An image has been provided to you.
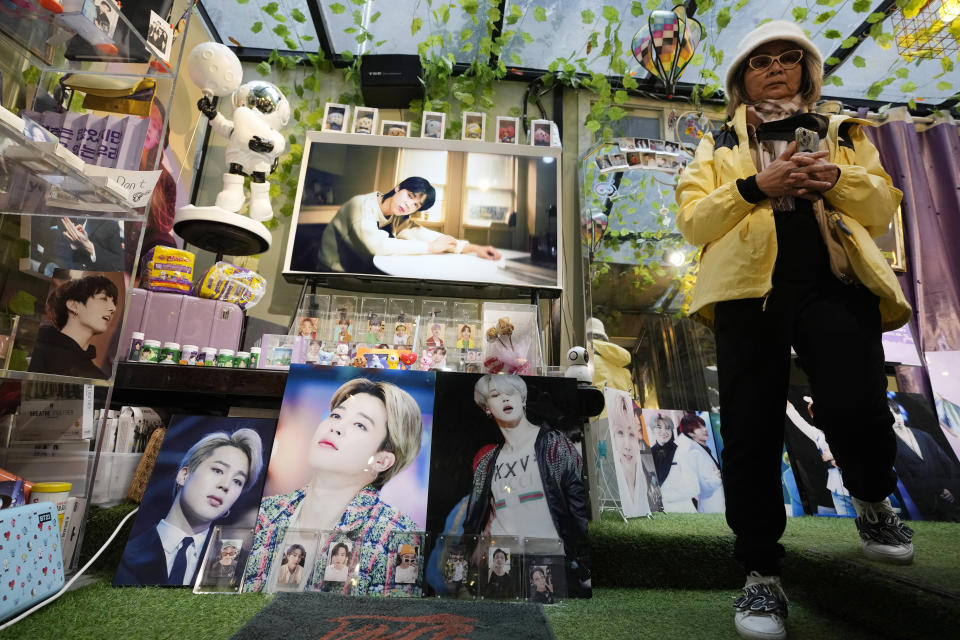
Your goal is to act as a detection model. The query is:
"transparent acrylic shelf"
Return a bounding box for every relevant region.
[0,115,142,221]
[0,0,178,75]
[0,367,113,388]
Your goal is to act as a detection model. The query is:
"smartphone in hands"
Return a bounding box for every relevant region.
[795,127,819,153]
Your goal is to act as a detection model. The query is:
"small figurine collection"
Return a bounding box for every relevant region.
[252,295,542,375]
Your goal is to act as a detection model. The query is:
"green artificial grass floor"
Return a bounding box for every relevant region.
[0,580,885,640]
[1,508,954,639]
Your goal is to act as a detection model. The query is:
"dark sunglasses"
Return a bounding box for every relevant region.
[747,49,804,71]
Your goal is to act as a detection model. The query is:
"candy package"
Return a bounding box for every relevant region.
[140,246,195,294]
[194,261,266,310]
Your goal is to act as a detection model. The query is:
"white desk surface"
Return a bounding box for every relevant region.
[373,249,557,287]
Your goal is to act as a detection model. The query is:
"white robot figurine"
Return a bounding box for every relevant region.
[198,81,290,222]
[564,346,594,384]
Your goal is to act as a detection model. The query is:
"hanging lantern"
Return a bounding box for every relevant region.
[892,0,960,61]
[631,4,704,97]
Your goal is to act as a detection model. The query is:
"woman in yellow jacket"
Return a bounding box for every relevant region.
[676,21,913,640]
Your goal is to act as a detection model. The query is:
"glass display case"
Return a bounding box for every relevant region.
[0,0,191,570]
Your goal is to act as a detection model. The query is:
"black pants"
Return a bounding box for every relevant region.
[715,277,897,576]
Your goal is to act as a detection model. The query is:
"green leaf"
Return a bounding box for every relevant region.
[534,6,547,22]
[602,6,619,22]
[510,53,522,65]
[341,50,354,61]
[344,26,357,33]
[824,29,842,39]
[520,31,533,44]
[461,42,474,52]
[262,1,278,15]
[895,67,909,78]
[815,10,835,24]
[829,75,843,86]
[437,4,450,23]
[825,56,841,66]
[284,36,298,50]
[937,81,953,91]
[251,21,263,33]
[866,11,885,23]
[908,98,917,110]
[581,9,595,23]
[585,119,601,132]
[853,55,866,68]
[942,57,955,73]
[841,36,859,48]
[631,2,644,18]
[291,8,306,22]
[853,0,871,11]
[900,81,917,93]
[8,291,34,316]
[256,61,272,76]
[236,0,249,4]
[792,7,808,21]
[690,53,704,66]
[614,90,628,104]
[329,3,345,14]
[273,23,289,37]
[370,11,381,23]
[717,7,730,30]
[411,17,423,35]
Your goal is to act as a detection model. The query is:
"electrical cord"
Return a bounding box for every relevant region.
[0,506,140,631]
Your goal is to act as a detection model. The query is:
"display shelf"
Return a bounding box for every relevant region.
[110,362,604,418]
[0,0,176,72]
[111,362,289,411]
[0,116,141,220]
[0,367,113,387]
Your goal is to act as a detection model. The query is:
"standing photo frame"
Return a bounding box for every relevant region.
[322,103,350,133]
[530,119,553,147]
[495,116,519,144]
[421,112,446,139]
[461,112,486,141]
[352,107,379,135]
[381,120,411,137]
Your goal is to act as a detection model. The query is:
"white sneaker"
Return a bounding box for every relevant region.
[733,572,787,640]
[248,181,273,221]
[852,497,914,564]
[215,172,246,212]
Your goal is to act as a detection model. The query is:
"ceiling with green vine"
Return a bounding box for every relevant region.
[202,0,959,110]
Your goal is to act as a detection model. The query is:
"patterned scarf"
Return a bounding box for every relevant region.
[745,95,808,211]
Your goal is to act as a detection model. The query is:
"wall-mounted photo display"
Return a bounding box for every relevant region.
[285,131,562,291]
[114,416,277,587]
[427,372,590,598]
[421,111,446,139]
[266,528,320,593]
[496,116,519,144]
[322,103,350,133]
[380,120,410,137]
[530,119,553,146]
[603,389,662,518]
[352,106,378,135]
[241,366,436,595]
[461,112,486,141]
[607,152,628,171]
[193,526,253,594]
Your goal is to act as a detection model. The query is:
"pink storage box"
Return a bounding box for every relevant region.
[119,289,243,358]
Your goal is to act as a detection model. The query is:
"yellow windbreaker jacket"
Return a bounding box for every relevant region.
[675,104,911,332]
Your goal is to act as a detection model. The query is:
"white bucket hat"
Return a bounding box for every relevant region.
[724,20,823,99]
[586,317,608,341]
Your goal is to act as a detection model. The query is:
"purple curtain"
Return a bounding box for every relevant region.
[863,122,960,395]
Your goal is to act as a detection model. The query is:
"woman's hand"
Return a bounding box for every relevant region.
[427,236,458,254]
[789,151,839,199]
[464,243,502,260]
[755,142,804,198]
